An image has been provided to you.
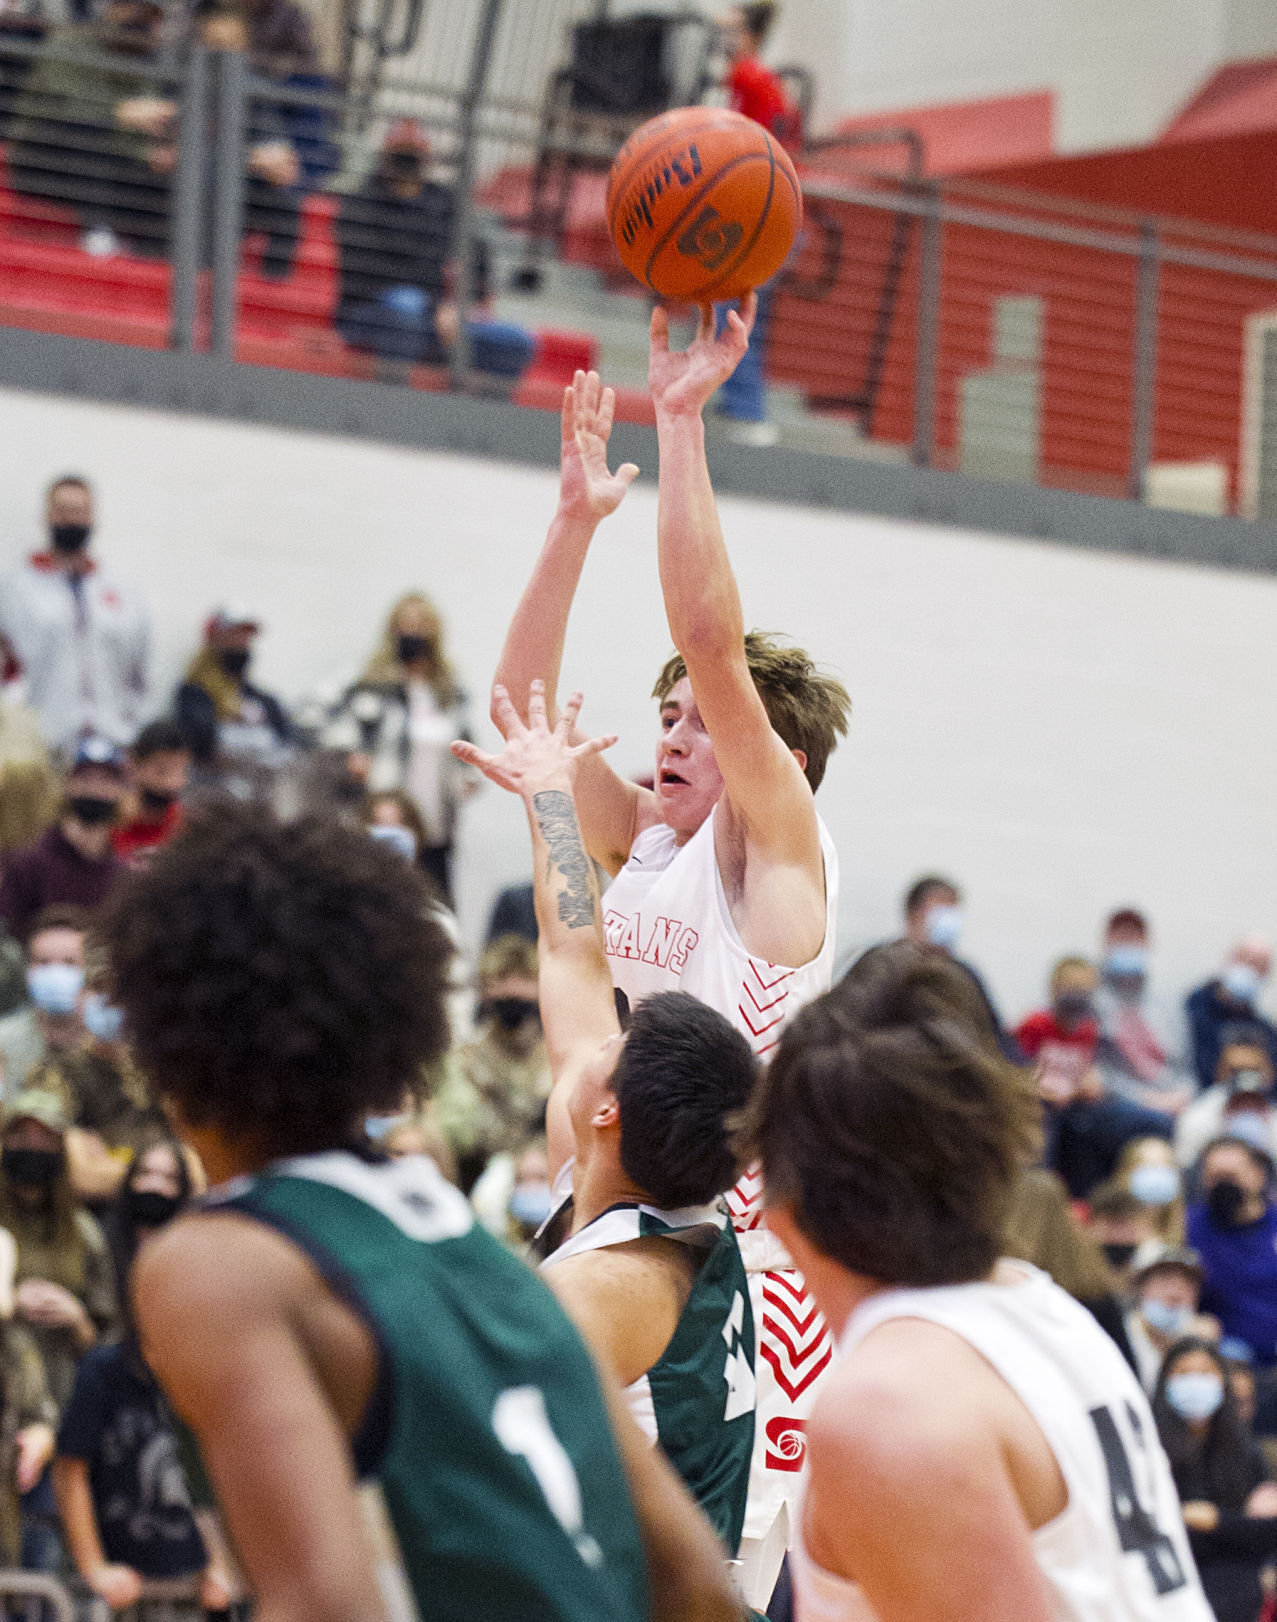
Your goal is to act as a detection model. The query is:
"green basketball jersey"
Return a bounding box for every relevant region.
[217,1151,649,1622]
[542,1197,756,1555]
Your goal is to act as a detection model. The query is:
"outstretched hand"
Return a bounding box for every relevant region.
[648,294,755,419]
[451,681,616,797]
[558,370,640,523]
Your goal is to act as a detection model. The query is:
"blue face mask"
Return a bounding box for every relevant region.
[26,962,84,1017]
[1222,962,1262,1004]
[1129,1163,1181,1207]
[365,1112,410,1142]
[1222,1110,1271,1151]
[1141,1296,1191,1337]
[509,1181,553,1230]
[1104,944,1148,980]
[369,824,418,862]
[925,904,963,951]
[81,993,124,1043]
[1165,1371,1224,1422]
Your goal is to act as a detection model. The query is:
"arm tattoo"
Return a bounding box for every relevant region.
[532,790,596,928]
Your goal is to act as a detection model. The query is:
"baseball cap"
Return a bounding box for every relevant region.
[2,1088,70,1136]
[206,603,261,634]
[1130,1241,1203,1284]
[70,734,127,776]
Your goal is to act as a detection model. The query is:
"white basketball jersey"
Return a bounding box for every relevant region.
[792,1265,1213,1622]
[603,804,840,1551]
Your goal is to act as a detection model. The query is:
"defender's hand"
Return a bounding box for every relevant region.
[648,296,754,419]
[451,682,615,796]
[558,370,639,522]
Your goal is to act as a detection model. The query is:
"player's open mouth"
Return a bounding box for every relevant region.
[659,768,688,787]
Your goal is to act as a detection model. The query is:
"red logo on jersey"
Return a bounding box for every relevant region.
[764,1416,807,1472]
[759,1271,833,1402]
[603,909,699,971]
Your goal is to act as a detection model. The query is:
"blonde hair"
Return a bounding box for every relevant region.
[362,593,459,703]
[1004,1167,1116,1301]
[0,701,59,857]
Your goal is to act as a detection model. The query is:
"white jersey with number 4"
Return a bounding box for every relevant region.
[792,1263,1213,1622]
[603,803,839,1572]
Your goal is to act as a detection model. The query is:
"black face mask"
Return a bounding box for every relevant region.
[139,787,177,816]
[1101,1242,1138,1270]
[1054,994,1094,1025]
[216,648,251,680]
[49,522,91,555]
[2,1146,63,1190]
[396,634,434,666]
[67,794,117,827]
[1207,1178,1250,1229]
[481,998,540,1033]
[122,1187,182,1228]
[385,152,423,185]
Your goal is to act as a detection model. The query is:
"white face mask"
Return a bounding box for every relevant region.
[1165,1371,1224,1422]
[925,904,963,951]
[369,824,418,862]
[1129,1163,1181,1207]
[1222,962,1262,1004]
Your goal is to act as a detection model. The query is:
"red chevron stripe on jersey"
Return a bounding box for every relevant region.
[726,1164,765,1231]
[759,1271,833,1402]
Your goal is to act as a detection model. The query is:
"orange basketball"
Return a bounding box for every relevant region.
[606,106,802,302]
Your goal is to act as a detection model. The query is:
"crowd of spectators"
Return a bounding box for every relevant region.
[1,470,1277,1616]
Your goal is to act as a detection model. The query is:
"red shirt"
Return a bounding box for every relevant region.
[112,802,181,862]
[727,56,797,144]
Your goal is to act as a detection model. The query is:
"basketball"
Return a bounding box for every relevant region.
[606,106,802,302]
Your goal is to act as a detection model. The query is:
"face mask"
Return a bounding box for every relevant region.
[925,904,963,951]
[1104,944,1148,980]
[368,824,417,862]
[1207,1178,1250,1228]
[216,647,251,680]
[1129,1163,1181,1207]
[82,992,125,1043]
[1223,1110,1271,1152]
[1,1146,63,1190]
[67,794,117,827]
[122,1187,182,1227]
[1141,1296,1191,1337]
[509,1181,553,1230]
[139,786,177,816]
[365,1112,410,1142]
[1054,993,1094,1025]
[27,961,84,1016]
[396,634,434,666]
[1222,963,1262,1004]
[49,522,90,555]
[1165,1371,1225,1422]
[483,998,541,1033]
[1102,1242,1138,1270]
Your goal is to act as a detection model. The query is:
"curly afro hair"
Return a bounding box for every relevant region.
[98,802,453,1155]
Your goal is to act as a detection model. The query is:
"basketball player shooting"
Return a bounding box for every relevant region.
[455,680,759,1555]
[750,942,1214,1622]
[493,301,848,1606]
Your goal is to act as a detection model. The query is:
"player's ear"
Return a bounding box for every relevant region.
[790,747,807,774]
[590,1091,620,1132]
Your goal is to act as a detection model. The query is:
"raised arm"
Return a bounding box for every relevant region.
[648,303,821,875]
[492,372,657,874]
[453,683,620,1178]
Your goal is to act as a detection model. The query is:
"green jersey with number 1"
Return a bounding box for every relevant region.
[216,1150,649,1622]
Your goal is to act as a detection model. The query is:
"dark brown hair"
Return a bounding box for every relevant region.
[652,630,849,792]
[745,942,1041,1286]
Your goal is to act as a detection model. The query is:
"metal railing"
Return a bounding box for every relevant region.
[2,7,1277,518]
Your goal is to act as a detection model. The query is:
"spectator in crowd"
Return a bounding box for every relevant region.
[5,0,173,258]
[484,880,536,947]
[430,934,549,1193]
[0,737,127,942]
[1186,936,1277,1091]
[0,478,150,758]
[1177,1029,1277,1167]
[0,1309,57,1572]
[901,873,1016,1054]
[1020,956,1174,1198]
[1084,1180,1155,1282]
[1123,1244,1215,1392]
[242,0,318,77]
[111,718,191,864]
[1187,1137,1277,1368]
[335,121,535,384]
[53,1139,229,1617]
[0,674,60,864]
[1152,1336,1277,1622]
[1003,1166,1136,1371]
[321,593,478,904]
[0,1090,118,1413]
[1094,907,1194,1114]
[1116,1135,1186,1244]
[98,1136,192,1302]
[362,787,433,875]
[175,605,294,801]
[0,905,90,1095]
[711,2,799,443]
